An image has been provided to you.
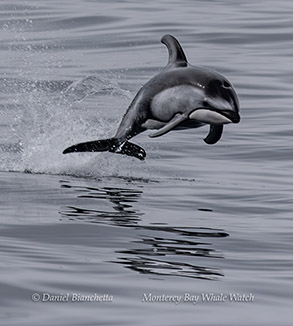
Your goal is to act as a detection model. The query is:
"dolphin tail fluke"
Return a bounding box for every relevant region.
[63,138,115,154]
[117,141,146,160]
[63,138,146,160]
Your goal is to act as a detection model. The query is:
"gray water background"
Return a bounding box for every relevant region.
[0,0,293,325]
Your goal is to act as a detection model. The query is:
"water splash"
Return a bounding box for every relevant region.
[0,75,145,178]
[62,75,133,103]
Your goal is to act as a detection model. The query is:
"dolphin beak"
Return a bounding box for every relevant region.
[218,109,240,124]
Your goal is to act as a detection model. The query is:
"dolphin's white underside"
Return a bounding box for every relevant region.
[189,109,232,125]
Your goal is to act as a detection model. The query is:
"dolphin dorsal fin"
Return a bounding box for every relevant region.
[161,34,188,68]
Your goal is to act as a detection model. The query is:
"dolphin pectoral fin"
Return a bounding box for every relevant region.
[204,125,223,145]
[149,114,187,138]
[141,119,166,130]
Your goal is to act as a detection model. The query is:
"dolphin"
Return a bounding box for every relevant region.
[63,34,240,160]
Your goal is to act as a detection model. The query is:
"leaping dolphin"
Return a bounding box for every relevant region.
[63,34,240,160]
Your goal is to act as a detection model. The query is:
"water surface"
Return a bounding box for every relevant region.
[1,0,293,325]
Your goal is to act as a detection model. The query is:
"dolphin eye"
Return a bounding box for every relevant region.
[223,81,231,88]
[202,100,209,107]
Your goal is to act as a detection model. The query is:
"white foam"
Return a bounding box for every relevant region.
[0,76,146,179]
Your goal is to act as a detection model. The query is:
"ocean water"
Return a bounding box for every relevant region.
[1,0,293,325]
